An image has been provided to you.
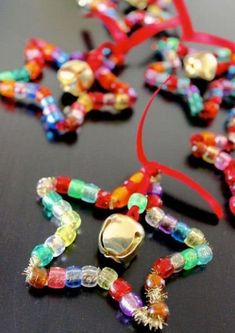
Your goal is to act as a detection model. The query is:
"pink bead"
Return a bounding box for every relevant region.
[215,152,232,170]
[229,196,235,215]
[48,267,66,289]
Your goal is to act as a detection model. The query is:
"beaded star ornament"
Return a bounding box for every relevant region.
[24,82,222,330]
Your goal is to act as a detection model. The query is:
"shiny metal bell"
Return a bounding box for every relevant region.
[57,60,95,96]
[98,213,145,265]
[183,51,217,81]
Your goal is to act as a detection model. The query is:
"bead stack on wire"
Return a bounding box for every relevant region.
[24,166,213,330]
[0,37,137,141]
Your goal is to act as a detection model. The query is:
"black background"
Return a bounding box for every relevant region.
[0,1,234,332]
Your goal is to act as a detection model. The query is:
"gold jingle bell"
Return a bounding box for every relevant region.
[57,60,95,96]
[98,213,145,265]
[183,52,218,81]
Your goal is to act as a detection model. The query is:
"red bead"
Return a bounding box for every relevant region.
[95,190,111,209]
[127,206,139,221]
[48,267,66,289]
[109,278,132,301]
[200,101,219,120]
[229,196,235,215]
[55,176,71,194]
[225,164,235,185]
[191,142,207,158]
[166,76,177,91]
[190,133,203,145]
[216,62,230,75]
[152,258,174,279]
[177,43,188,57]
[147,194,163,208]
[124,180,137,193]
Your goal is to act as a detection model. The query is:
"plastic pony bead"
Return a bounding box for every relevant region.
[190,131,235,215]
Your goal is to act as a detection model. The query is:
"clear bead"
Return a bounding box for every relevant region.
[36,177,56,198]
[61,211,81,230]
[169,253,185,273]
[81,266,99,288]
[44,235,65,257]
[145,207,165,228]
[52,200,72,219]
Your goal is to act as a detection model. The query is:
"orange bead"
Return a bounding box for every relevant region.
[145,272,165,289]
[201,132,216,146]
[25,61,43,80]
[27,267,48,288]
[110,186,130,209]
[129,171,144,183]
[148,302,169,321]
[36,86,52,102]
[149,62,165,73]
[0,81,15,98]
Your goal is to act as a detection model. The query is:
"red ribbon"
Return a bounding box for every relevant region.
[136,79,223,220]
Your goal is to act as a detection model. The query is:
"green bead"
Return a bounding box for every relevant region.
[128,193,147,213]
[81,183,100,203]
[97,267,118,290]
[42,191,62,210]
[0,71,15,81]
[181,248,198,270]
[61,210,81,230]
[168,37,179,50]
[68,179,85,199]
[31,244,54,267]
[12,67,30,82]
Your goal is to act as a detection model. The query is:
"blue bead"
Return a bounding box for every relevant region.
[41,96,55,107]
[26,84,39,99]
[195,244,213,265]
[65,266,82,288]
[171,222,191,243]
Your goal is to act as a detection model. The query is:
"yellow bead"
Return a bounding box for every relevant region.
[130,171,144,183]
[55,225,76,247]
[184,228,207,248]
[114,94,129,110]
[78,93,93,112]
[203,146,220,164]
[97,267,118,290]
[61,211,81,230]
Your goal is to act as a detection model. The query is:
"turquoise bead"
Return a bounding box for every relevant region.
[31,244,54,267]
[0,71,15,80]
[195,245,213,265]
[128,193,147,213]
[81,183,100,203]
[12,67,30,81]
[42,191,62,210]
[68,179,85,199]
[171,222,191,243]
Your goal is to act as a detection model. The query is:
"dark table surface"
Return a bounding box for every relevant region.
[0,1,234,332]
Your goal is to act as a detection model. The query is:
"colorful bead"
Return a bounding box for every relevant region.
[97,267,118,290]
[65,266,82,288]
[109,278,132,301]
[127,193,147,213]
[169,253,185,273]
[81,183,100,203]
[61,211,81,230]
[159,214,177,234]
[184,228,206,247]
[44,235,65,257]
[148,302,169,321]
[171,222,191,243]
[52,200,72,219]
[31,244,54,267]
[42,191,62,210]
[181,249,198,270]
[152,258,174,279]
[195,245,213,265]
[48,267,66,289]
[215,152,232,170]
[26,267,48,288]
[145,207,165,228]
[55,225,76,247]
[81,266,99,288]
[119,292,143,317]
[145,272,165,289]
[68,179,85,199]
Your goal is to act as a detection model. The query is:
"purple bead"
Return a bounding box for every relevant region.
[215,135,228,149]
[215,152,232,170]
[69,51,86,61]
[119,292,143,317]
[148,182,163,197]
[159,214,177,234]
